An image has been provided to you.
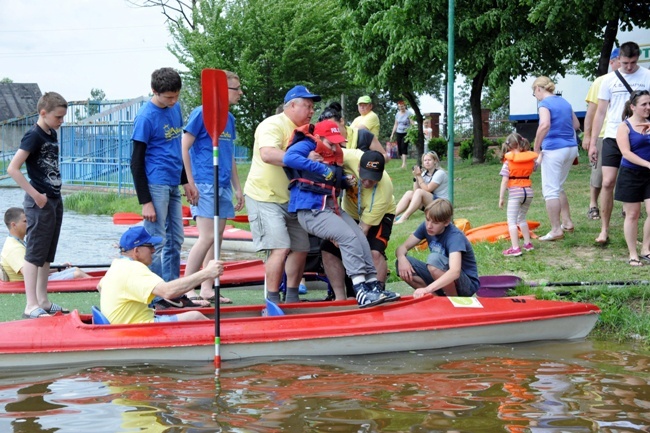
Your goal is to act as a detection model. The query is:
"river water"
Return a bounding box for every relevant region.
[1,187,649,432]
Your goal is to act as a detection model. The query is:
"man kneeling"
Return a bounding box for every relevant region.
[99,226,223,324]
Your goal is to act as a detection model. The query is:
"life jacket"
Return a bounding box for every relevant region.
[284,124,346,199]
[504,151,537,188]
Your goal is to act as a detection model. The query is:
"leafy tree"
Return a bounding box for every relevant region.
[160,0,354,148]
[88,88,106,116]
[0,77,13,83]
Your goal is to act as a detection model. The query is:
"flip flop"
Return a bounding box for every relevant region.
[22,307,51,319]
[561,224,574,233]
[46,303,69,314]
[640,254,650,262]
[539,232,564,241]
[595,236,609,244]
[629,258,644,267]
[187,296,211,307]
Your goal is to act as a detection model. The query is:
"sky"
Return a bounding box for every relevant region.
[0,0,445,111]
[0,0,183,102]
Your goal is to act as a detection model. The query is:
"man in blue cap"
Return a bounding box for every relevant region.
[582,48,620,222]
[244,85,322,305]
[98,226,223,324]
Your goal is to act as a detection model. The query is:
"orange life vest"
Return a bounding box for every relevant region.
[504,151,537,188]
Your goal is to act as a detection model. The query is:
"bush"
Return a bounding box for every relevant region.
[427,137,448,159]
[459,137,502,161]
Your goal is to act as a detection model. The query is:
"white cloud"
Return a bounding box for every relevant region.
[0,0,183,102]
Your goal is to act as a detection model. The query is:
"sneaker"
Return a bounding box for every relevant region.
[522,242,534,251]
[298,284,308,294]
[353,282,387,308]
[502,247,522,257]
[367,280,401,303]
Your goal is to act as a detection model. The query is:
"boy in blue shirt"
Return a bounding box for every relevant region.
[131,68,190,285]
[395,199,479,297]
[7,92,70,318]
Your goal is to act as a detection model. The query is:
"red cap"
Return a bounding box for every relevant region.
[314,120,347,144]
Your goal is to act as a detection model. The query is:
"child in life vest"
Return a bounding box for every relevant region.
[498,133,538,257]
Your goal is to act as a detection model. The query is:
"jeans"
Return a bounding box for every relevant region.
[144,184,184,282]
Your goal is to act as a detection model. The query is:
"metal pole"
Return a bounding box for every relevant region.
[446,0,455,204]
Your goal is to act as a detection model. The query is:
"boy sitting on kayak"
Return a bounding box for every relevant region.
[395,199,480,297]
[98,226,223,324]
[0,207,91,283]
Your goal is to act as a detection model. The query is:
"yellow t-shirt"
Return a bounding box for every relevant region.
[585,76,607,138]
[342,149,396,226]
[0,237,25,282]
[350,111,380,137]
[99,258,163,324]
[244,113,297,203]
[345,126,359,150]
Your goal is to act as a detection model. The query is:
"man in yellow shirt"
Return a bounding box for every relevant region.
[98,226,223,324]
[243,85,321,304]
[350,95,380,137]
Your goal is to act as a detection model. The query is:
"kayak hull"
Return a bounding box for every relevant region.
[183,225,255,252]
[0,296,600,369]
[465,221,540,244]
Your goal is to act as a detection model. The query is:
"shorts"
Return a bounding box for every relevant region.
[590,138,603,188]
[601,137,622,168]
[321,214,394,259]
[615,166,650,203]
[190,183,235,219]
[396,254,478,297]
[24,194,63,267]
[154,314,179,323]
[48,267,76,281]
[245,196,310,252]
[541,146,577,200]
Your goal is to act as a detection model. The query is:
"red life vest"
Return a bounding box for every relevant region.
[284,124,346,200]
[504,151,537,188]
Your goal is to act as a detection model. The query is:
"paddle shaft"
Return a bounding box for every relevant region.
[533,280,650,287]
[51,264,111,270]
[202,68,229,369]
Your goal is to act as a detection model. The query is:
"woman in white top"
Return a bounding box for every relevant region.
[394,151,449,224]
[390,101,413,169]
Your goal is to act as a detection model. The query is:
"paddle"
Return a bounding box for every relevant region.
[479,274,650,289]
[112,212,249,225]
[202,68,230,369]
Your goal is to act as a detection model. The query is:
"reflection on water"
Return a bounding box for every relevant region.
[0,341,648,432]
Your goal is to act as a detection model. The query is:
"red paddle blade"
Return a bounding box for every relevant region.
[201,69,230,145]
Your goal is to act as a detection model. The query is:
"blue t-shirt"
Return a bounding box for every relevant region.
[413,222,479,288]
[20,124,62,198]
[131,101,183,185]
[538,96,577,151]
[184,106,235,187]
[621,120,650,170]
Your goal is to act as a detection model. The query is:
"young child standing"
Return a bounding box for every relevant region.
[498,133,538,257]
[7,92,70,318]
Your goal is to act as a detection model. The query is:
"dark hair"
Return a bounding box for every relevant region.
[622,90,650,120]
[619,41,641,59]
[151,67,182,93]
[4,207,23,229]
[318,102,343,122]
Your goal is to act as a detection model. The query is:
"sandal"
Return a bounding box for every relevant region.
[587,207,600,220]
[46,303,69,314]
[629,258,644,267]
[187,296,211,307]
[22,307,52,319]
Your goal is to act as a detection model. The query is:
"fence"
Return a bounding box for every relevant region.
[1,98,249,193]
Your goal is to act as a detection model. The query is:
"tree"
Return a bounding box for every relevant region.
[144,0,355,148]
[0,78,13,83]
[339,0,446,155]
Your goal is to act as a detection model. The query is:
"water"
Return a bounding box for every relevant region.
[0,187,256,264]
[0,340,648,432]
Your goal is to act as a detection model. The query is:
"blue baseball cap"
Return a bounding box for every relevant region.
[610,48,620,60]
[119,226,162,252]
[284,85,321,104]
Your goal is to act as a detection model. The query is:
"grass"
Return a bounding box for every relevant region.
[4,150,648,346]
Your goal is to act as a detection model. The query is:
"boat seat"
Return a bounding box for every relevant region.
[91,306,111,325]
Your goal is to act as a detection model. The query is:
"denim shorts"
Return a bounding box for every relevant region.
[154,314,179,323]
[190,183,235,219]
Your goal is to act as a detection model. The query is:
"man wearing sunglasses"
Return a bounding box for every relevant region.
[588,41,650,244]
[98,226,223,324]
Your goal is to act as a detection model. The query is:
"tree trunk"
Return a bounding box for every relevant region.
[597,20,619,77]
[470,64,489,163]
[404,91,424,156]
